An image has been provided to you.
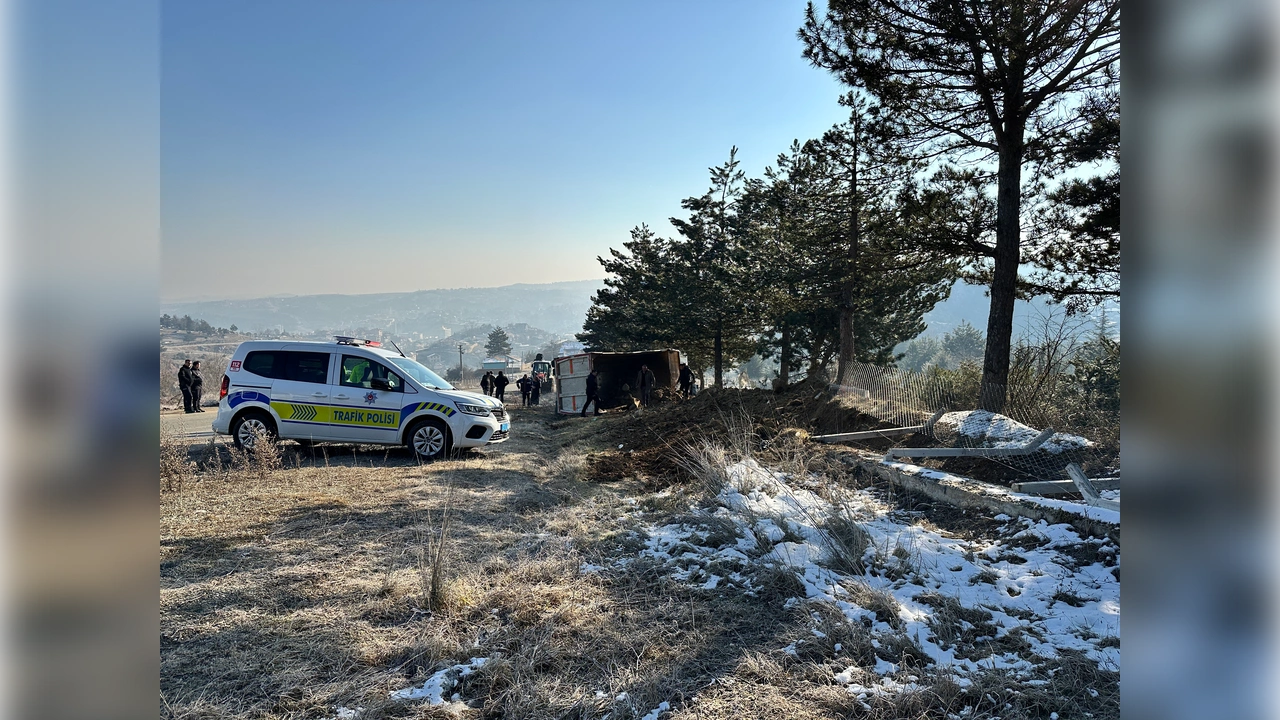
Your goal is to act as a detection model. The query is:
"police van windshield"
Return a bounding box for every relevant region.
[386,356,453,390]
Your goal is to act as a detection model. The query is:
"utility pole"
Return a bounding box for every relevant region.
[458,343,465,385]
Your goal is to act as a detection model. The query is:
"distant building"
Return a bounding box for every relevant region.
[482,354,522,371]
[558,341,585,357]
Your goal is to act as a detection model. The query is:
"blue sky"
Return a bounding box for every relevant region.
[160,0,849,301]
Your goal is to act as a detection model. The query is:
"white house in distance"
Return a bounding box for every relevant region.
[558,341,585,357]
[482,354,522,371]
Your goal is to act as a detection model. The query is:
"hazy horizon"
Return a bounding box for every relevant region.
[159,276,608,305]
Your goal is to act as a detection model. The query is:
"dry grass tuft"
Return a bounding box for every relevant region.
[160,430,196,492]
[674,438,733,498]
[819,508,870,575]
[914,590,998,652]
[418,480,459,612]
[842,580,904,631]
[227,429,283,481]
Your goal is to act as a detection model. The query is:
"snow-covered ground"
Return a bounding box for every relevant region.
[610,459,1120,701]
[352,456,1118,718]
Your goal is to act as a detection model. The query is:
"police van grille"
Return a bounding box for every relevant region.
[492,407,507,422]
[489,429,509,442]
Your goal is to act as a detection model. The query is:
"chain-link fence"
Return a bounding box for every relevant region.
[827,360,1120,490]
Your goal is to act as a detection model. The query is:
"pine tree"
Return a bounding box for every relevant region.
[797,106,955,370]
[801,0,1120,410]
[666,148,761,387]
[485,327,512,358]
[579,224,683,353]
[1027,91,1120,312]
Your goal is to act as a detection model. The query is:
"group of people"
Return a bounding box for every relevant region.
[579,362,697,416]
[473,361,700,417]
[479,370,542,406]
[177,359,205,413]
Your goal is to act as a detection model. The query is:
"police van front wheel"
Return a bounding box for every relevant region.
[232,410,277,450]
[408,419,449,461]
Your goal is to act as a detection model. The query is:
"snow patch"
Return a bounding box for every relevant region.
[936,410,1093,453]
[628,458,1120,686]
[390,657,488,704]
[640,701,671,719]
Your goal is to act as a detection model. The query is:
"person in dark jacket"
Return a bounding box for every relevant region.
[638,364,656,407]
[530,374,542,406]
[494,371,510,401]
[480,371,493,396]
[178,359,194,413]
[678,363,694,399]
[580,370,600,416]
[190,360,205,412]
[517,374,531,406]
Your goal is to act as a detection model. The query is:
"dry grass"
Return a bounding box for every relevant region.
[163,407,814,719]
[160,429,196,492]
[161,401,1118,720]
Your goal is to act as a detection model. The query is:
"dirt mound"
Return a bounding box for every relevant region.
[582,378,895,487]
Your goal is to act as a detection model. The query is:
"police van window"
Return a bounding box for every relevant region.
[340,356,372,387]
[242,352,276,378]
[372,363,403,392]
[282,352,330,384]
[340,355,402,391]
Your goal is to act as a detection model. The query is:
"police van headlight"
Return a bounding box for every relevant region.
[455,402,492,416]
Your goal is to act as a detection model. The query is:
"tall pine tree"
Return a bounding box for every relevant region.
[801,0,1120,410]
[667,148,760,387]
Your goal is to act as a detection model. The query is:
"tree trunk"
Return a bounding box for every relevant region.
[837,115,860,385]
[713,324,723,389]
[778,322,791,390]
[979,133,1024,413]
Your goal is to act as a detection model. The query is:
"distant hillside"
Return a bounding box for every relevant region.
[917,281,1119,339]
[159,279,606,338]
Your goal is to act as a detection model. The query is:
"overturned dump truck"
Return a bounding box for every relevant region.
[555,349,680,414]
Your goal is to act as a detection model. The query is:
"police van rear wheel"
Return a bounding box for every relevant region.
[232,410,276,450]
[408,419,449,461]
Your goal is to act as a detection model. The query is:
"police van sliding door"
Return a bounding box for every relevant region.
[269,351,337,441]
[332,355,409,444]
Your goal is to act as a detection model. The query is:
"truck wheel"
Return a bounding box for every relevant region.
[407,418,450,461]
[232,410,277,450]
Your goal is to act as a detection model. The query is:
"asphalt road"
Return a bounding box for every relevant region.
[161,409,218,440]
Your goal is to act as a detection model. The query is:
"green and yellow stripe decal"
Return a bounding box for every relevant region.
[270,402,400,428]
[403,401,456,418]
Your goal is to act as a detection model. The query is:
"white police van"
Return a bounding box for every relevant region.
[212,337,508,460]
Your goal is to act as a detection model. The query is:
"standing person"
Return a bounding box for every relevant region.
[189,361,205,412]
[638,364,656,408]
[518,374,531,406]
[178,359,194,413]
[580,369,600,416]
[494,371,509,402]
[529,375,541,406]
[678,363,693,399]
[480,371,493,396]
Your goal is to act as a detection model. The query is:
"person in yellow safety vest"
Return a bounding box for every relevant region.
[346,358,371,386]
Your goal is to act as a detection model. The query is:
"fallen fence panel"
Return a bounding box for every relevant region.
[1067,463,1121,512]
[812,410,947,444]
[1011,478,1121,496]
